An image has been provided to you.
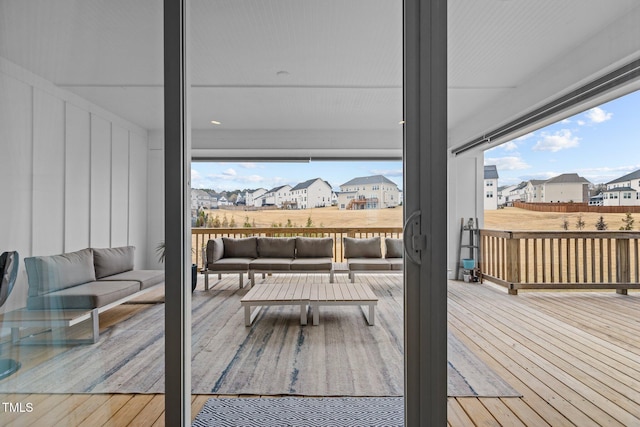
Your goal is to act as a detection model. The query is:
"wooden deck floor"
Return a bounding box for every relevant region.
[1,277,639,426]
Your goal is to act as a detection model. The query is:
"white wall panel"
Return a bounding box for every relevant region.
[64,103,91,252]
[1,58,150,310]
[129,132,149,268]
[90,115,112,248]
[32,89,64,256]
[0,72,32,312]
[147,134,164,269]
[111,124,129,247]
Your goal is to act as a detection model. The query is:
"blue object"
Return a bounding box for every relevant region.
[462,259,475,269]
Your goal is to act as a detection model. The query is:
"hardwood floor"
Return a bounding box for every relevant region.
[1,278,639,426]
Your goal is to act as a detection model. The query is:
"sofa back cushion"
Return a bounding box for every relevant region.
[222,237,258,258]
[93,246,135,279]
[25,248,96,297]
[258,238,296,258]
[296,237,333,258]
[385,238,404,258]
[343,236,382,258]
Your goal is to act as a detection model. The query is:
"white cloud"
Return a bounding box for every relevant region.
[585,107,612,124]
[502,141,518,151]
[223,168,237,176]
[484,156,530,171]
[532,129,579,152]
[514,132,535,142]
[239,162,259,169]
[560,119,571,124]
[577,120,586,126]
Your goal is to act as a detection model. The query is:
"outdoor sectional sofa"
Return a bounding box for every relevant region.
[344,236,404,282]
[20,246,164,343]
[203,236,335,289]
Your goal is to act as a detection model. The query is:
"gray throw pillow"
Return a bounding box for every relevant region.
[385,238,404,258]
[296,237,333,258]
[343,236,382,258]
[24,248,96,296]
[222,237,258,258]
[258,238,296,258]
[93,246,135,278]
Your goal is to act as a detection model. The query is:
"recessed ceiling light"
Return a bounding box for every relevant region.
[398,120,405,125]
[210,120,221,125]
[276,70,290,77]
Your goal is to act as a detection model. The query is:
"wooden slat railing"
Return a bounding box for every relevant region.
[191,227,403,268]
[480,229,640,295]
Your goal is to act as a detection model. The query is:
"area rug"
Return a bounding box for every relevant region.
[0,275,519,397]
[192,397,403,427]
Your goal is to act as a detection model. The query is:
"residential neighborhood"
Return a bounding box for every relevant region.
[493,172,593,208]
[191,174,402,223]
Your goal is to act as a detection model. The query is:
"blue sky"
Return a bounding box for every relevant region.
[485,89,640,187]
[191,160,403,192]
[191,90,640,192]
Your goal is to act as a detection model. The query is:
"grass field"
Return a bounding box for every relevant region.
[201,206,635,231]
[201,206,404,228]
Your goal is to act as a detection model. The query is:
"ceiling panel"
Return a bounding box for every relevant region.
[1,0,639,155]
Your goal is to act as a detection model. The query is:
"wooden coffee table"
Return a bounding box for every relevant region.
[240,282,377,326]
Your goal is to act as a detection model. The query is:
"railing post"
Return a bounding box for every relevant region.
[616,237,630,295]
[506,233,520,295]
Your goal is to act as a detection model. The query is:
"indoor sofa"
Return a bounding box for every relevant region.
[203,236,335,289]
[344,236,404,282]
[22,246,164,343]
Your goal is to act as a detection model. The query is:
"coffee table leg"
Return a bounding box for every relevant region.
[244,305,252,326]
[300,304,307,325]
[313,304,320,326]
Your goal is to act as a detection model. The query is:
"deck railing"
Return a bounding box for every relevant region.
[480,229,640,294]
[191,227,403,268]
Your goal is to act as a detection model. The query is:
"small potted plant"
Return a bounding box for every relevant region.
[156,241,197,292]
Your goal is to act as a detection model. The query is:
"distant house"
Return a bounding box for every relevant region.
[191,189,214,210]
[291,178,332,209]
[602,169,640,206]
[484,165,499,210]
[497,184,517,206]
[262,185,293,208]
[245,188,268,207]
[522,180,545,203]
[509,181,528,202]
[338,175,400,210]
[542,173,590,203]
[589,194,604,206]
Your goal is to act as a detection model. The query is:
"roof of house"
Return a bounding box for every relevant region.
[340,175,397,187]
[484,165,499,180]
[528,179,546,186]
[545,173,590,184]
[606,169,640,185]
[267,184,291,193]
[604,186,636,192]
[291,178,330,191]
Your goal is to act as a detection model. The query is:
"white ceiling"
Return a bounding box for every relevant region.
[1,0,640,157]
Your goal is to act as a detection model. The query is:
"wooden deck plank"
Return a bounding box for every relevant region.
[456,397,500,426]
[449,284,637,426]
[121,394,164,427]
[458,291,640,419]
[3,275,640,426]
[479,397,528,427]
[447,397,475,427]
